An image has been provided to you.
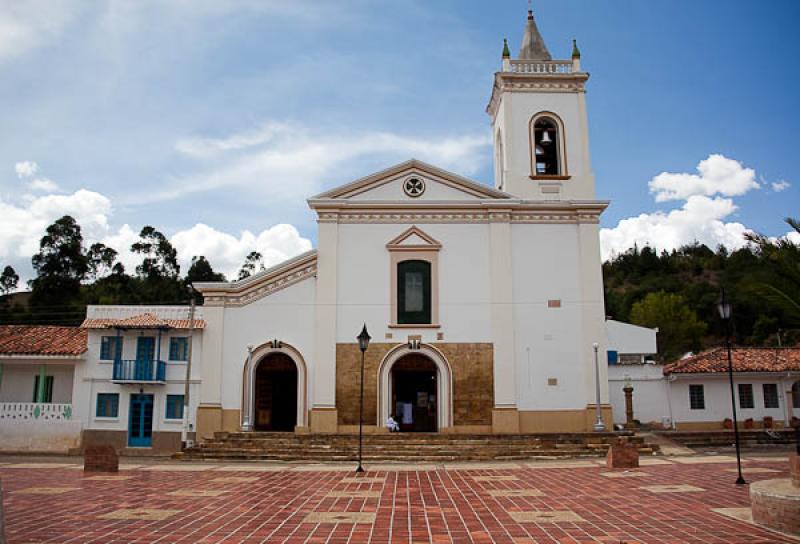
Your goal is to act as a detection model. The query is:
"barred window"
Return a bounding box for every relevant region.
[738,384,754,409]
[763,383,779,409]
[689,384,705,410]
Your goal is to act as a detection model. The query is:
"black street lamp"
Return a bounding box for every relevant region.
[718,288,745,485]
[356,324,371,473]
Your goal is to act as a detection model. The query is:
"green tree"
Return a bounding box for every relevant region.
[745,217,800,325]
[0,265,19,295]
[29,215,89,311]
[86,243,118,281]
[238,251,264,280]
[630,291,707,362]
[131,226,180,279]
[185,256,226,284]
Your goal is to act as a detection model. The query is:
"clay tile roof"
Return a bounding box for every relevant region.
[0,325,87,357]
[80,312,205,330]
[664,347,800,375]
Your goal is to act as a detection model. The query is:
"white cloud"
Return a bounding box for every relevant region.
[0,1,78,62]
[15,160,38,178]
[0,184,311,285]
[143,121,491,205]
[171,223,312,280]
[648,154,759,202]
[601,154,764,261]
[772,180,791,192]
[28,178,60,192]
[600,195,749,261]
[0,189,112,262]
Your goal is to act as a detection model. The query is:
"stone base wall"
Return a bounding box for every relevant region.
[0,420,82,453]
[81,429,186,453]
[519,406,614,433]
[335,343,494,428]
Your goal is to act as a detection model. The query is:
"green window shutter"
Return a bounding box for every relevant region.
[397,260,431,325]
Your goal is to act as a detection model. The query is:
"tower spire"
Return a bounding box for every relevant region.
[519,4,551,61]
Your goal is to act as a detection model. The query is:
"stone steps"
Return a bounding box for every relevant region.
[658,429,795,449]
[178,431,658,462]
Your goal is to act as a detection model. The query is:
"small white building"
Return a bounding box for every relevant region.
[76,306,204,451]
[610,345,800,430]
[0,325,86,452]
[605,321,665,427]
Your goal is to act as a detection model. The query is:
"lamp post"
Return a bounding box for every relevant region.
[719,288,745,485]
[356,324,371,473]
[593,342,606,431]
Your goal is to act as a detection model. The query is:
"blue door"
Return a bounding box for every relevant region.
[128,394,154,447]
[136,337,155,380]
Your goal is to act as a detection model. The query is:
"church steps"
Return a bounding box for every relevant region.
[178,432,657,462]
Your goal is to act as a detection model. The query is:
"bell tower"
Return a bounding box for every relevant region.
[487,9,596,201]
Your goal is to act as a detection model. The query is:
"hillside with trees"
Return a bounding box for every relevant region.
[604,217,800,360]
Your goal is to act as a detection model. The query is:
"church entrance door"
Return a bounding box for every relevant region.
[253,353,297,431]
[391,354,437,432]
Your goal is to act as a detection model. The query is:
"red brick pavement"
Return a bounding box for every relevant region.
[0,458,795,543]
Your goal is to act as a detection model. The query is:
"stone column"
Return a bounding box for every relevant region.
[624,384,635,429]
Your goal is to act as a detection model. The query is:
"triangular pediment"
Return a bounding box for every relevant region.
[309,159,510,203]
[386,226,442,251]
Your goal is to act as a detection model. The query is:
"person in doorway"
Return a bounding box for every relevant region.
[386,414,400,432]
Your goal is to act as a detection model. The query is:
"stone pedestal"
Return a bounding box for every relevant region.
[623,385,635,429]
[84,444,119,472]
[606,438,639,469]
[750,454,800,536]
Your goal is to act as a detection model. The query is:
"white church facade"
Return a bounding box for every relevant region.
[192,10,612,439]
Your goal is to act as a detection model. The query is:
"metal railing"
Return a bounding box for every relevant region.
[112,359,166,383]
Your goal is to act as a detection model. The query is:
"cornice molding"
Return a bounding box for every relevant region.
[486,71,589,120]
[198,251,318,307]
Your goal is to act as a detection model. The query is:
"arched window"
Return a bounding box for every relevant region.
[533,116,560,176]
[397,260,431,324]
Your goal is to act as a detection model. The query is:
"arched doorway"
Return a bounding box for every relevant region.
[253,353,297,431]
[378,344,452,431]
[391,354,437,432]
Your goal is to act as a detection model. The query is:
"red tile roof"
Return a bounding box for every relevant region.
[664,347,800,375]
[81,313,205,330]
[0,325,87,357]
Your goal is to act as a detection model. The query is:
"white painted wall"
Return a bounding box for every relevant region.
[608,364,670,426]
[216,277,316,412]
[669,375,790,426]
[0,420,82,452]
[335,222,493,345]
[511,223,602,410]
[0,361,75,403]
[606,320,657,358]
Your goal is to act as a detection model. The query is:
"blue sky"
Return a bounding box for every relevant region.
[0,0,798,280]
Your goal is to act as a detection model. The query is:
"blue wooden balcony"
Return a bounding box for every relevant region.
[112,359,166,384]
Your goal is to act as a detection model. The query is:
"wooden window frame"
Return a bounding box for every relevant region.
[96,393,119,418]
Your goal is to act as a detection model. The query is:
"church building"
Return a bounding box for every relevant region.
[192,10,611,440]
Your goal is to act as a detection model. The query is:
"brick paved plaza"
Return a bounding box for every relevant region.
[0,455,796,543]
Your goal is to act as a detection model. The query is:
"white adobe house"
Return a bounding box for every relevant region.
[192,10,612,439]
[0,325,85,452]
[75,306,204,451]
[610,344,800,430]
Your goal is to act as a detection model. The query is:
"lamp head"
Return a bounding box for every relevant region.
[717,288,732,320]
[357,324,371,353]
